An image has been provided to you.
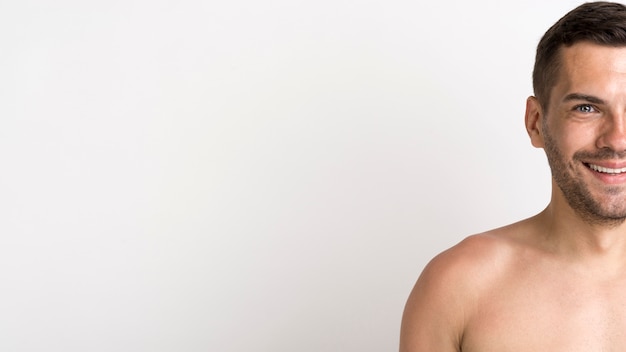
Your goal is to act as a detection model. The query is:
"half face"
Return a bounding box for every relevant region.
[527,42,626,225]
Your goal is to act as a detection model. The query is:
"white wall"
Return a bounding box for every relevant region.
[0,0,584,351]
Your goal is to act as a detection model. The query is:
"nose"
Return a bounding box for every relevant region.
[597,113,626,152]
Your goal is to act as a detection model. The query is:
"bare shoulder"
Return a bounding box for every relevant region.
[418,217,538,290]
[414,225,524,298]
[400,221,532,351]
[409,230,519,307]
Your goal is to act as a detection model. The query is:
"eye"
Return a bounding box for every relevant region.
[574,104,598,113]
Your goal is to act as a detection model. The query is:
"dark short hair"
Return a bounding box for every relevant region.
[533,1,626,108]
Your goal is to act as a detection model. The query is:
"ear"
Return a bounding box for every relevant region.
[525,96,545,148]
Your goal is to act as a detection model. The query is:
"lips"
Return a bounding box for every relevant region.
[587,163,626,174]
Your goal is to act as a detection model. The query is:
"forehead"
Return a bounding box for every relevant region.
[547,42,626,108]
[558,42,626,87]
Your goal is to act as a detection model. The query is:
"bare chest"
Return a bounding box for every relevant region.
[462,269,626,351]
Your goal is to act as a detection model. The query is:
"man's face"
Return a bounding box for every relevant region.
[537,42,626,225]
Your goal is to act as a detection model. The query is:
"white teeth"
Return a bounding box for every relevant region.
[588,164,626,174]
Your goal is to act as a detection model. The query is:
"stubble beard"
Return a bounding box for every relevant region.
[542,124,626,227]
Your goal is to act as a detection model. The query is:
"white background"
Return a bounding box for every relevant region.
[1,0,584,351]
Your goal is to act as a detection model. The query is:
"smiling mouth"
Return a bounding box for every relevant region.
[587,163,626,174]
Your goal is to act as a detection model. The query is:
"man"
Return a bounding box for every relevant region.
[400,2,626,351]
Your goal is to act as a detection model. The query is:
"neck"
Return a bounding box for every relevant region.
[538,192,626,260]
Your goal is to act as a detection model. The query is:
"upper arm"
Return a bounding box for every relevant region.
[399,239,485,352]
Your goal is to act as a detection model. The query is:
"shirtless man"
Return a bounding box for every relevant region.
[400,2,626,351]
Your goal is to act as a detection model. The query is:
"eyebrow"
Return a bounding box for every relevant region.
[562,93,606,105]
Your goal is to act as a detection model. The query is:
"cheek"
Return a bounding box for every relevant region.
[542,127,582,171]
[564,127,599,152]
[546,119,600,155]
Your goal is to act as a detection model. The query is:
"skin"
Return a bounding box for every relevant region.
[400,42,626,351]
